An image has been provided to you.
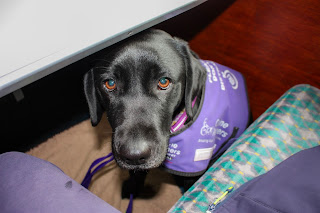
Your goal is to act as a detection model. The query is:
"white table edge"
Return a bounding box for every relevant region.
[0,0,206,98]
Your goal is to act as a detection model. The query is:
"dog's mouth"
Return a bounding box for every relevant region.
[115,158,164,171]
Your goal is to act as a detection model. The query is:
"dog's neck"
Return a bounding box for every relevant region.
[171,89,203,133]
[170,97,197,133]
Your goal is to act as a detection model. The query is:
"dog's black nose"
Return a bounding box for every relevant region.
[119,145,151,165]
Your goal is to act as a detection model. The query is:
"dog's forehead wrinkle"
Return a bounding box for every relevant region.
[145,39,184,71]
[117,45,158,65]
[120,40,182,75]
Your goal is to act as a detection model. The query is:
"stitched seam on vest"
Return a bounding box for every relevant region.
[239,193,284,213]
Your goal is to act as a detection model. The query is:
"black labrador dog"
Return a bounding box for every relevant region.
[84,29,206,196]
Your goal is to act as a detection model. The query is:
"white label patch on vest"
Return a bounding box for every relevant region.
[194,146,216,161]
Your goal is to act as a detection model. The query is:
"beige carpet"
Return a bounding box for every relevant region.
[27,115,182,213]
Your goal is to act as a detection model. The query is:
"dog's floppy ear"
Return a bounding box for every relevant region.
[175,38,206,120]
[83,69,103,126]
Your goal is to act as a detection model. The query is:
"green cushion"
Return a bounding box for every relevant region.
[170,84,320,212]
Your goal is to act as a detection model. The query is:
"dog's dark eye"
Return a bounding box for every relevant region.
[104,79,116,91]
[158,77,170,90]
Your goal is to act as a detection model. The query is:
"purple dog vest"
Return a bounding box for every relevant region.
[164,60,250,176]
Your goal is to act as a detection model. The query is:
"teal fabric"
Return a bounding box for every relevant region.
[169,84,320,213]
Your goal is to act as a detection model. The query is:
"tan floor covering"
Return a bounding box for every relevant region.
[27,116,182,213]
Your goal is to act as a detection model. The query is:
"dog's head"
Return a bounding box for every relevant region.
[84,29,206,170]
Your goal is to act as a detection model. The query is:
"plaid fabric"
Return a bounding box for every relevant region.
[169,84,320,212]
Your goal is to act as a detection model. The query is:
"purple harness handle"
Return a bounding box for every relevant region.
[81,153,133,213]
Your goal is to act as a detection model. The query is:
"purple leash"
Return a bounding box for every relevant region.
[126,194,133,213]
[81,152,114,188]
[81,152,133,213]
